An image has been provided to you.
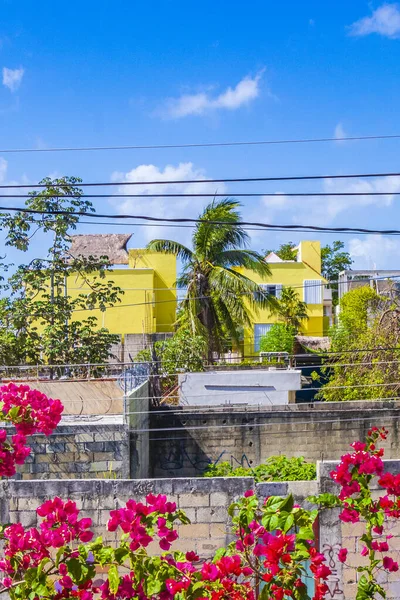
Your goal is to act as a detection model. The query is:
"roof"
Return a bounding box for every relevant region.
[69,234,132,264]
[264,252,296,264]
[295,336,331,352]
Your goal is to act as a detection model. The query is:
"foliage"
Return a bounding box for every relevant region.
[316,286,400,401]
[259,323,296,353]
[321,240,353,303]
[136,330,206,378]
[204,454,316,482]
[269,286,308,331]
[263,242,298,261]
[147,198,274,361]
[0,177,123,369]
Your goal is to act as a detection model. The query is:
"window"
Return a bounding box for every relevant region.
[254,323,272,352]
[254,284,282,301]
[304,280,322,304]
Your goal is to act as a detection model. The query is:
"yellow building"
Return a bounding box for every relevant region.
[67,234,177,336]
[238,241,328,355]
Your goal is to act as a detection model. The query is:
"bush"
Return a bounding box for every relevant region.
[203,454,316,482]
[259,323,295,353]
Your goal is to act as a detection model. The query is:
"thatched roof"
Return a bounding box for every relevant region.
[295,336,331,353]
[69,234,132,264]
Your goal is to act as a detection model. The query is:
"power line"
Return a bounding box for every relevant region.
[69,274,400,312]
[4,191,400,198]
[2,170,400,189]
[5,204,400,235]
[130,413,400,434]
[126,397,400,417]
[45,219,400,236]
[1,133,400,154]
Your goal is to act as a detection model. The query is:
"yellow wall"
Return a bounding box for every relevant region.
[238,241,326,355]
[65,250,177,336]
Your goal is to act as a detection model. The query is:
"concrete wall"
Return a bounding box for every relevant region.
[2,465,400,598]
[178,369,301,406]
[150,400,400,478]
[10,418,130,480]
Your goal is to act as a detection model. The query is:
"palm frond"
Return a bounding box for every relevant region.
[146,239,193,262]
[193,198,249,261]
[217,249,271,276]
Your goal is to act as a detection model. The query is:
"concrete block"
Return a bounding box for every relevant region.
[179,523,209,539]
[89,461,109,472]
[75,433,95,443]
[178,494,210,508]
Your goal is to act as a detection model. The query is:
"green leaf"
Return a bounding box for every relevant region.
[108,565,119,594]
[280,494,294,513]
[37,557,51,578]
[146,577,162,596]
[284,513,295,532]
[114,547,129,564]
[270,514,280,530]
[67,558,83,582]
[55,546,66,567]
[297,526,314,540]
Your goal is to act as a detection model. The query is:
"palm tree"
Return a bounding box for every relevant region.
[270,286,309,331]
[147,199,274,362]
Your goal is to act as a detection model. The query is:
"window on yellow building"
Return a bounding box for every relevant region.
[254,284,282,301]
[304,280,322,304]
[254,323,273,352]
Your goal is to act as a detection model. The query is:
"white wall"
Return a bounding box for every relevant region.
[178,369,301,406]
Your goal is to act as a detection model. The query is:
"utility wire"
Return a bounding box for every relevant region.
[125,398,400,417]
[130,413,400,434]
[5,204,400,235]
[2,170,400,189]
[1,133,400,154]
[36,219,400,236]
[4,191,400,198]
[70,274,400,312]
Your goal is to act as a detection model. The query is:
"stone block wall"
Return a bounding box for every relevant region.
[150,400,400,477]
[0,477,254,558]
[1,467,400,597]
[9,421,130,480]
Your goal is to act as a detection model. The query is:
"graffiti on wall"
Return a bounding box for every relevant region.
[155,440,252,473]
[322,543,344,598]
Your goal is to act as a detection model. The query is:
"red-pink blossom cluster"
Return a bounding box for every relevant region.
[0,498,93,583]
[332,427,400,579]
[107,494,178,551]
[0,383,63,477]
[1,383,63,436]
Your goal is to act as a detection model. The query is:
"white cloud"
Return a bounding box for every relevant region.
[349,3,400,38]
[110,162,227,242]
[2,67,24,92]
[254,175,400,228]
[162,72,263,119]
[349,235,400,269]
[334,122,347,142]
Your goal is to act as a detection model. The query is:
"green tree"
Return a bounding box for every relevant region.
[316,285,400,402]
[263,242,297,261]
[259,323,295,353]
[269,286,308,331]
[0,177,123,371]
[147,199,273,361]
[321,240,353,302]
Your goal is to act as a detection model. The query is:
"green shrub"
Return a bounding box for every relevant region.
[203,455,316,482]
[259,324,296,354]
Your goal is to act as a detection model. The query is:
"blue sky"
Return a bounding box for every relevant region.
[1,0,400,271]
